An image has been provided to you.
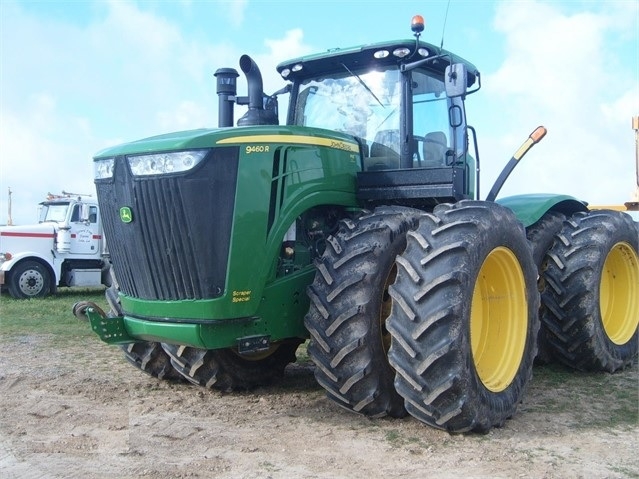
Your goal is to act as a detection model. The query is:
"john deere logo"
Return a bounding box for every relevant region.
[119,206,133,223]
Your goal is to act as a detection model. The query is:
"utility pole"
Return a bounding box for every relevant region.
[7,187,13,226]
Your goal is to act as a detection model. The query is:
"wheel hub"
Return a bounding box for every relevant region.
[19,270,44,296]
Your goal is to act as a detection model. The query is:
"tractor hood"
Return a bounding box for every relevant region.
[93,128,224,159]
[93,125,359,159]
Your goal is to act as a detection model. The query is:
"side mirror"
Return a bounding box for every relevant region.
[80,203,91,223]
[445,63,468,98]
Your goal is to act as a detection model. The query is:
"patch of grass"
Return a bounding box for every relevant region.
[259,461,280,472]
[384,428,426,450]
[528,363,639,429]
[609,464,639,478]
[0,288,109,343]
[385,429,401,443]
[295,340,311,363]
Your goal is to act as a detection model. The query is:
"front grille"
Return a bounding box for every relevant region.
[96,147,239,300]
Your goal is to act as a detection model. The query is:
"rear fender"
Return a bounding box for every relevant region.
[497,193,588,228]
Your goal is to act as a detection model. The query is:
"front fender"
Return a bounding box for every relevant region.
[0,252,58,282]
[497,193,589,228]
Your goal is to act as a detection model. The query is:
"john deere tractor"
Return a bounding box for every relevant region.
[76,16,638,433]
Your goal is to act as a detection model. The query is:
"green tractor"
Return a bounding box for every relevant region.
[76,16,639,433]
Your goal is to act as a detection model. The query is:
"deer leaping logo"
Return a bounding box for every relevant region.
[119,206,133,223]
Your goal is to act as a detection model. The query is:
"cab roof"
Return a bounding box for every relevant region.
[276,39,479,86]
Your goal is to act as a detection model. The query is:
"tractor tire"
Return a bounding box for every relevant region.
[103,281,182,381]
[541,210,639,372]
[122,342,184,381]
[387,200,539,433]
[525,211,566,364]
[7,260,51,299]
[304,206,421,418]
[161,341,302,391]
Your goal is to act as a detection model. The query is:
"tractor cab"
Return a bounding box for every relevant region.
[277,18,481,208]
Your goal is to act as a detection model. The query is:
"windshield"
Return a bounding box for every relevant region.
[291,65,467,173]
[293,67,401,150]
[39,203,70,223]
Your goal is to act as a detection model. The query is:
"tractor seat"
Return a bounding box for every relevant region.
[422,131,447,167]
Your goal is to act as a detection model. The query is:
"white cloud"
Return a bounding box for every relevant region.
[478,0,638,206]
[227,0,248,27]
[0,1,314,224]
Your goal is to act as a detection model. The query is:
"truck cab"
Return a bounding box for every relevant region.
[0,193,110,298]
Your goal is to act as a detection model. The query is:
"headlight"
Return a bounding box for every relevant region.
[94,158,115,179]
[127,149,209,176]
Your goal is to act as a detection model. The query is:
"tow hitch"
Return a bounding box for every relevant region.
[72,301,135,344]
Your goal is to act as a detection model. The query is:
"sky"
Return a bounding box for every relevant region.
[1,0,638,225]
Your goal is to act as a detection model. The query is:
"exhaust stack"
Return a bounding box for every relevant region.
[236,55,278,126]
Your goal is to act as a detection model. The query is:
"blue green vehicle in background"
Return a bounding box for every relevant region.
[76,16,638,433]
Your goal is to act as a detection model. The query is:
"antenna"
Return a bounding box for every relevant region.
[440,0,452,51]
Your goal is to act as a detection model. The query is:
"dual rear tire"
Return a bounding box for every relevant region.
[540,210,639,372]
[305,201,540,432]
[304,206,421,418]
[387,201,539,433]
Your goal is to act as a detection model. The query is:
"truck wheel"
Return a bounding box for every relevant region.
[525,211,566,364]
[541,210,639,372]
[387,200,539,433]
[304,206,420,418]
[122,342,183,380]
[7,260,51,299]
[161,341,302,391]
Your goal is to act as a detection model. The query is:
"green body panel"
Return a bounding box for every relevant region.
[497,193,588,227]
[103,125,361,349]
[119,266,315,348]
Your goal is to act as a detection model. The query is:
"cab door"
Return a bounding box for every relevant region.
[69,204,101,256]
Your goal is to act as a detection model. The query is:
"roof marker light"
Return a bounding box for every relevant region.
[393,47,411,58]
[281,68,291,78]
[374,50,390,59]
[411,15,425,34]
[418,48,430,57]
[292,64,303,72]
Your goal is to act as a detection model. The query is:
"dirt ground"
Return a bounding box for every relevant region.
[1,331,638,479]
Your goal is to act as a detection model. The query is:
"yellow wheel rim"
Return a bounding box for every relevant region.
[470,247,528,392]
[600,242,639,345]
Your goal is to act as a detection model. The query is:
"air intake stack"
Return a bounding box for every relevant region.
[214,68,239,128]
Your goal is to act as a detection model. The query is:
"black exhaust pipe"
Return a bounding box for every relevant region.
[237,55,278,126]
[239,55,264,110]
